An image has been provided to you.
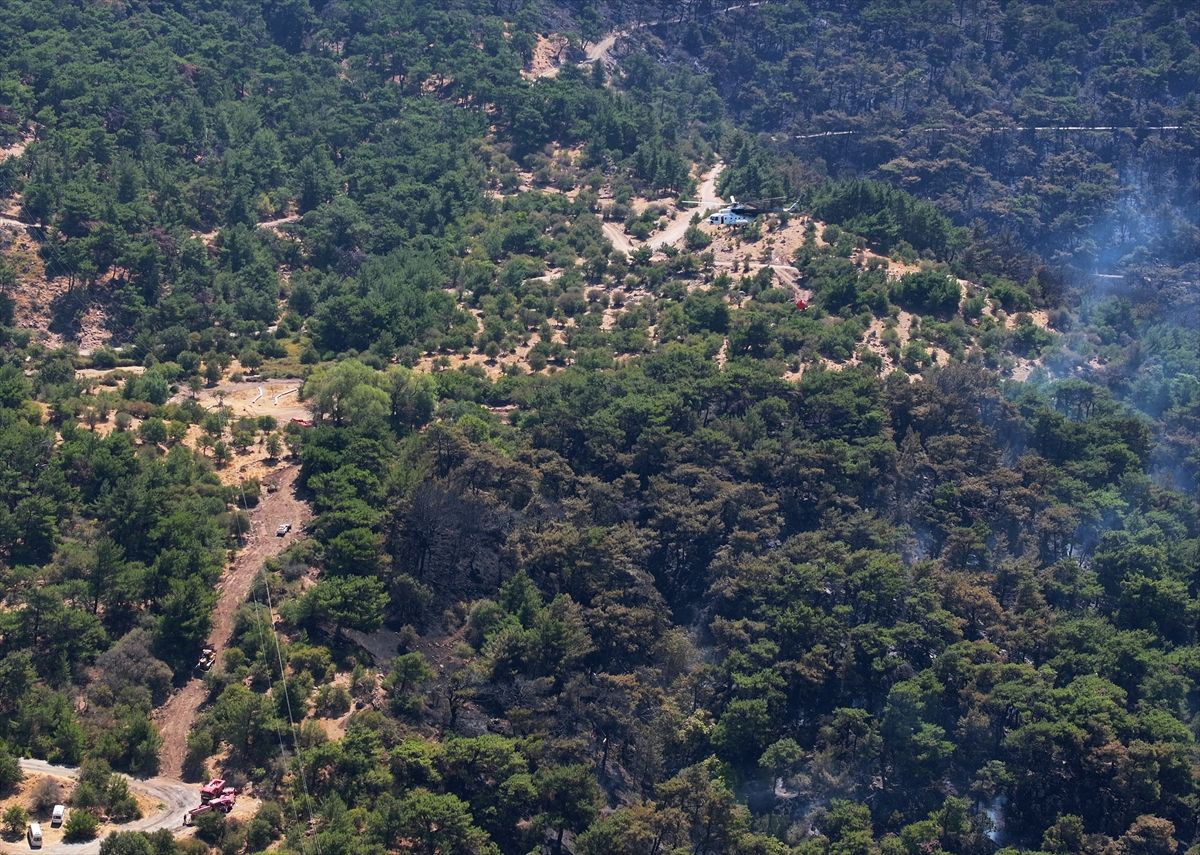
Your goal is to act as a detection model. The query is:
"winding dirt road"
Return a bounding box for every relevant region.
[3,463,309,853]
[3,760,194,855]
[154,464,311,779]
[649,163,724,250]
[603,162,725,257]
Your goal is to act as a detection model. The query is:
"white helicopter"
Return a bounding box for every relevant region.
[683,195,798,226]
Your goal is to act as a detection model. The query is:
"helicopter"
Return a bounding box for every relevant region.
[702,196,799,226]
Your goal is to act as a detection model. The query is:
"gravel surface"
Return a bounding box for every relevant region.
[5,760,195,855]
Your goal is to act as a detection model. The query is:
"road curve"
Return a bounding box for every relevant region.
[3,760,195,855]
[602,162,725,258]
[649,162,725,251]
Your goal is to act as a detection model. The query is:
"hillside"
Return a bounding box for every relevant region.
[0,2,1197,855]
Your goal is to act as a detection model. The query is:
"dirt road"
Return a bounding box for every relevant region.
[584,3,767,68]
[603,162,724,257]
[0,216,40,231]
[649,162,724,250]
[602,221,637,256]
[585,30,622,65]
[154,464,312,779]
[3,760,194,855]
[257,215,300,231]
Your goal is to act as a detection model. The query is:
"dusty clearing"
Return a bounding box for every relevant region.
[0,134,31,163]
[648,163,725,250]
[172,379,307,422]
[524,34,569,79]
[154,464,312,780]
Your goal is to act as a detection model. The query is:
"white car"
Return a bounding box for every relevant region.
[28,822,42,848]
[275,523,292,536]
[51,805,65,826]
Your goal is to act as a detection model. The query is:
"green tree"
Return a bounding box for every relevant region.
[0,749,21,793]
[387,788,498,855]
[64,809,99,842]
[2,804,28,836]
[386,653,434,717]
[298,576,388,638]
[98,833,155,855]
[534,764,601,854]
[891,270,961,315]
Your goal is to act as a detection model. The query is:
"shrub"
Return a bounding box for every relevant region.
[91,347,119,369]
[30,778,63,811]
[891,270,961,314]
[64,809,99,841]
[0,750,21,793]
[683,224,711,250]
[2,804,28,836]
[106,776,142,822]
[192,808,225,843]
[314,684,351,718]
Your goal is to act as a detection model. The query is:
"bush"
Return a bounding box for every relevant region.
[683,224,711,250]
[987,278,1034,312]
[0,749,21,793]
[192,808,225,843]
[2,804,28,836]
[99,832,155,854]
[91,347,119,369]
[64,809,100,842]
[891,270,961,314]
[106,776,142,823]
[138,417,167,445]
[314,684,351,718]
[30,778,63,811]
[1010,317,1055,356]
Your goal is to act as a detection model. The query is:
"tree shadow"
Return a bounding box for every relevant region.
[48,285,89,342]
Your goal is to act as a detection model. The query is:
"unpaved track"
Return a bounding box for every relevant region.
[604,162,724,257]
[650,162,724,250]
[154,464,311,779]
[4,760,194,855]
[257,214,301,230]
[602,221,637,256]
[0,216,40,230]
[584,3,767,68]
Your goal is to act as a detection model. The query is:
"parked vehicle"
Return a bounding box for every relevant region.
[185,791,236,825]
[28,822,42,848]
[200,778,226,802]
[275,523,291,536]
[51,805,64,826]
[195,648,216,673]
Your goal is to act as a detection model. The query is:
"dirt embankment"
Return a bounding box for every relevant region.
[154,464,312,780]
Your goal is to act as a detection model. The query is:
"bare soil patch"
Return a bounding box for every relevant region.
[524,34,570,79]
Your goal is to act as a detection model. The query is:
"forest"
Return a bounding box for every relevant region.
[0,0,1196,854]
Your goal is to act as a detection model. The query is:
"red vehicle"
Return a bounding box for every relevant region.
[200,779,226,802]
[184,792,236,825]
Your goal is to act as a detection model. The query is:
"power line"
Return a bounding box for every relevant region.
[794,125,1183,139]
[221,402,322,855]
[248,583,309,852]
[262,571,325,855]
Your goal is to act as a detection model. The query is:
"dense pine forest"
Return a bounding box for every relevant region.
[0,0,1197,854]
